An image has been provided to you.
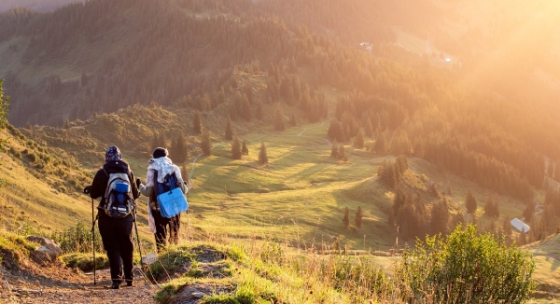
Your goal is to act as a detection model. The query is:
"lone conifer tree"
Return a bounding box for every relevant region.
[201,130,212,156]
[172,132,188,163]
[193,111,202,134]
[343,207,350,229]
[242,139,249,155]
[465,190,477,215]
[353,128,365,149]
[225,116,233,140]
[431,197,450,234]
[354,206,363,229]
[231,135,242,159]
[258,142,268,164]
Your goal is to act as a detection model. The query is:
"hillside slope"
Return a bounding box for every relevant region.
[0,0,82,13]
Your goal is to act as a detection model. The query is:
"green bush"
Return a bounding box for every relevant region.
[397,224,534,303]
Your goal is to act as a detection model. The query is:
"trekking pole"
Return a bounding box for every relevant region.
[91,198,97,286]
[133,207,144,267]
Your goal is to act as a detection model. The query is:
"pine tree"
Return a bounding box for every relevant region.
[353,128,364,149]
[503,217,513,236]
[355,206,363,230]
[225,116,233,140]
[465,190,477,215]
[431,197,450,234]
[241,95,252,122]
[374,132,387,154]
[273,104,285,131]
[363,117,373,137]
[242,139,249,155]
[193,111,202,134]
[0,80,8,128]
[231,135,242,159]
[343,207,350,229]
[201,130,212,156]
[258,142,268,164]
[172,132,188,163]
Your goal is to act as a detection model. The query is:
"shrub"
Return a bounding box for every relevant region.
[397,224,534,303]
[50,220,103,253]
[60,253,109,272]
[26,152,37,162]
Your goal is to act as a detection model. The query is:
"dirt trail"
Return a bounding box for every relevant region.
[0,260,160,303]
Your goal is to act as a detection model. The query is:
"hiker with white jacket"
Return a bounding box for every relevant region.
[137,147,187,251]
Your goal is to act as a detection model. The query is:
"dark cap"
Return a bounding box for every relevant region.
[152,147,168,158]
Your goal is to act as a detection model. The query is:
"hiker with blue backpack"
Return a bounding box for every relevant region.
[84,146,140,289]
[137,147,188,251]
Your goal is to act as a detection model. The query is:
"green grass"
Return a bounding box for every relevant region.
[184,124,395,250]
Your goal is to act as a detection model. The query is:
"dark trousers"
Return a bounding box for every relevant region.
[98,214,134,284]
[153,210,181,251]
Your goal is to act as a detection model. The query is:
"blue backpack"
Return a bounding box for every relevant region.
[153,170,188,218]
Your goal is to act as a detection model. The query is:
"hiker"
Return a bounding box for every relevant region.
[137,147,187,251]
[84,146,140,289]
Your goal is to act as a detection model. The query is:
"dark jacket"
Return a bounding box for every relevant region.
[90,160,140,213]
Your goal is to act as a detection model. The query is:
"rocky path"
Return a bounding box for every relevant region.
[1,263,160,304]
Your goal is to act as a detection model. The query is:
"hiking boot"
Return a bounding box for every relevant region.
[111,281,121,289]
[126,280,133,287]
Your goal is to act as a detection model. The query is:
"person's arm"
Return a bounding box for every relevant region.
[129,170,140,199]
[173,166,187,194]
[89,169,107,199]
[139,168,154,197]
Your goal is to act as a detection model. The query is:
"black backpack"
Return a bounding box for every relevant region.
[101,169,134,218]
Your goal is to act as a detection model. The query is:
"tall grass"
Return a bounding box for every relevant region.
[154,224,534,304]
[50,220,103,253]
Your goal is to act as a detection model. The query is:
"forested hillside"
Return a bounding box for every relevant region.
[1,0,560,237]
[0,0,83,13]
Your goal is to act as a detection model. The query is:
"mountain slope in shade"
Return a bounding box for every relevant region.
[0,0,84,13]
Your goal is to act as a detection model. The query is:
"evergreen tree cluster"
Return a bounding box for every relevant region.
[377,155,408,189]
[0,0,558,210]
[340,206,364,230]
